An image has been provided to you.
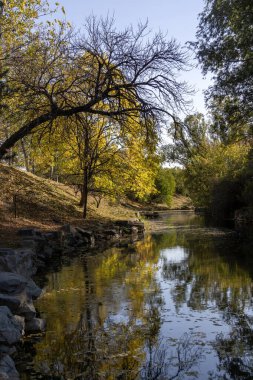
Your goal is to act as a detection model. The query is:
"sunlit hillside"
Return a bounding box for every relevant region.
[0,163,136,245]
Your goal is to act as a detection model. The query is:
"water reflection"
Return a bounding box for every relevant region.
[18,212,253,379]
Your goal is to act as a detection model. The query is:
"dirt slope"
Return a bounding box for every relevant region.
[0,164,136,246]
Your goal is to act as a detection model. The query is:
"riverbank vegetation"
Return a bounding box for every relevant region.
[164,0,253,221]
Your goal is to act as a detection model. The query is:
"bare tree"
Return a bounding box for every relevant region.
[0,16,191,159]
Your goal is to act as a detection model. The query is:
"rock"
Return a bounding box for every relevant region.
[64,234,78,247]
[25,280,42,300]
[0,372,8,380]
[39,245,53,259]
[43,231,62,240]
[19,239,37,251]
[25,318,46,333]
[0,355,19,380]
[103,230,120,239]
[0,307,23,346]
[75,228,95,246]
[0,249,36,278]
[18,301,36,321]
[0,272,42,301]
[0,294,22,314]
[114,220,145,234]
[13,316,25,336]
[61,224,77,235]
[17,228,41,238]
[0,273,28,296]
[142,211,159,219]
[22,237,47,257]
[0,293,36,321]
[0,346,16,356]
[131,226,139,234]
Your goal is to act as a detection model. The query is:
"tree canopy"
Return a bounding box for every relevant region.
[193,0,253,127]
[0,7,191,159]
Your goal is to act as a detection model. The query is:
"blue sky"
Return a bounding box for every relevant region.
[50,0,211,115]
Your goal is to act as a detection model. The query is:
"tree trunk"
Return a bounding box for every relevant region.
[80,167,88,219]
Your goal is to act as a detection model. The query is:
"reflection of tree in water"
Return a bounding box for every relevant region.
[25,233,206,379]
[209,313,253,380]
[161,232,253,313]
[158,231,253,380]
[140,333,203,380]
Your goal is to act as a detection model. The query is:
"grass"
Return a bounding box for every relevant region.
[0,164,137,246]
[0,163,192,246]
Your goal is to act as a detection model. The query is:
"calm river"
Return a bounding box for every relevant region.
[18,212,253,379]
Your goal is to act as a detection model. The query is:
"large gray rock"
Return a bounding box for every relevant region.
[0,294,22,313]
[0,273,28,296]
[0,355,19,380]
[0,249,36,278]
[26,279,42,300]
[0,292,36,320]
[0,273,41,300]
[0,307,23,346]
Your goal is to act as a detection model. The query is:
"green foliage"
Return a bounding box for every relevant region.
[170,168,188,196]
[166,112,251,217]
[186,142,250,208]
[152,168,176,206]
[194,0,253,126]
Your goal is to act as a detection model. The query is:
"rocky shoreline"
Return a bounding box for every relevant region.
[0,219,144,379]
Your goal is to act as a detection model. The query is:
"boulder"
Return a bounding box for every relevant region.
[0,294,22,314]
[0,307,23,346]
[25,280,42,300]
[0,355,19,380]
[0,293,36,321]
[0,273,42,301]
[0,249,36,278]
[0,273,28,296]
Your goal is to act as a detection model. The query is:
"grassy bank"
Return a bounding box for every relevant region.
[0,163,191,246]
